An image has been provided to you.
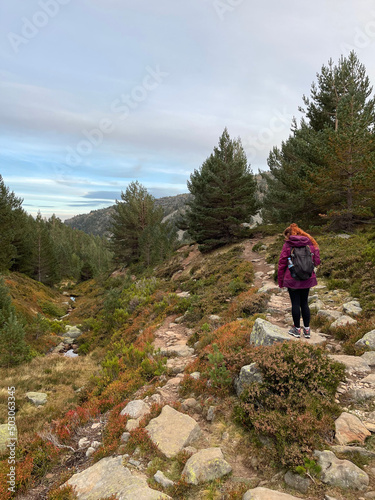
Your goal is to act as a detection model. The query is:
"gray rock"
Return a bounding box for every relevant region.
[78,437,90,448]
[335,412,371,445]
[331,445,375,458]
[85,447,95,458]
[0,424,17,453]
[356,330,375,350]
[121,432,131,443]
[206,406,216,422]
[361,351,375,366]
[25,392,47,406]
[209,315,221,322]
[329,355,371,375]
[120,400,150,419]
[190,372,200,380]
[257,284,279,294]
[336,234,351,239]
[243,487,302,499]
[314,450,369,491]
[154,470,174,488]
[317,309,342,322]
[182,447,232,485]
[146,405,201,458]
[309,299,325,311]
[284,470,311,494]
[177,291,190,298]
[364,492,375,499]
[343,301,362,316]
[250,318,291,346]
[349,388,375,402]
[235,363,263,397]
[65,456,172,499]
[331,315,357,328]
[64,325,82,339]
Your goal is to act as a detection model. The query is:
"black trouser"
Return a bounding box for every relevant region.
[288,288,310,328]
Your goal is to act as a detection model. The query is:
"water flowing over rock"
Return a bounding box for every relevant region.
[250,318,291,346]
[182,447,232,485]
[65,455,172,499]
[314,450,369,490]
[145,405,201,458]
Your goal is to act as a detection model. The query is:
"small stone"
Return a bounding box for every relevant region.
[121,432,131,443]
[206,406,216,422]
[284,470,311,494]
[91,441,101,449]
[154,470,174,488]
[86,447,95,457]
[91,423,101,430]
[190,372,200,380]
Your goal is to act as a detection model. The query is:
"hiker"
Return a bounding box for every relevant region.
[278,223,320,339]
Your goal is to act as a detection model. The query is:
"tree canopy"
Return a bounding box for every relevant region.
[183,128,259,252]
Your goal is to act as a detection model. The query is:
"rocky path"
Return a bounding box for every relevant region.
[17,238,375,500]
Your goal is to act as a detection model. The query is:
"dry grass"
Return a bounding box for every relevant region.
[0,354,100,437]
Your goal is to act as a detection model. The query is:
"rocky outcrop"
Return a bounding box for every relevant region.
[284,470,311,494]
[343,300,362,316]
[250,318,291,346]
[314,450,369,490]
[64,325,83,339]
[355,329,375,350]
[65,455,172,499]
[235,363,263,396]
[361,351,375,366]
[330,315,357,328]
[335,412,371,445]
[145,405,201,458]
[182,447,232,485]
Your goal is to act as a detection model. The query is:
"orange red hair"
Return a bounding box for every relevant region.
[283,223,319,249]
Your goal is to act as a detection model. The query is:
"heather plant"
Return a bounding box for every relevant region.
[235,342,345,467]
[207,343,232,389]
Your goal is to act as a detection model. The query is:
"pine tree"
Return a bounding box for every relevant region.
[111,181,169,265]
[0,175,25,271]
[262,52,375,229]
[183,128,259,252]
[0,277,30,367]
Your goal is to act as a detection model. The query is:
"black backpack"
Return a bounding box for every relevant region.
[290,246,314,280]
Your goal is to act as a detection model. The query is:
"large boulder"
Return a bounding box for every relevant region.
[235,363,263,397]
[243,487,302,499]
[65,456,172,499]
[0,424,17,453]
[284,470,311,494]
[120,400,150,420]
[250,318,291,346]
[328,355,371,375]
[335,412,371,445]
[182,447,232,485]
[145,405,200,458]
[355,329,375,350]
[314,450,369,490]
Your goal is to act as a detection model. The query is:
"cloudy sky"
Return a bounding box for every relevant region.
[1,0,374,220]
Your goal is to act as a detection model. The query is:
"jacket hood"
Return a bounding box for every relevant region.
[287,235,311,247]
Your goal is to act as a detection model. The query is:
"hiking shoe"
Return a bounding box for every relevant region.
[303,327,311,339]
[288,326,301,338]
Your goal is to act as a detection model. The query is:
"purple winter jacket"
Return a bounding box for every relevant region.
[278,235,321,289]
